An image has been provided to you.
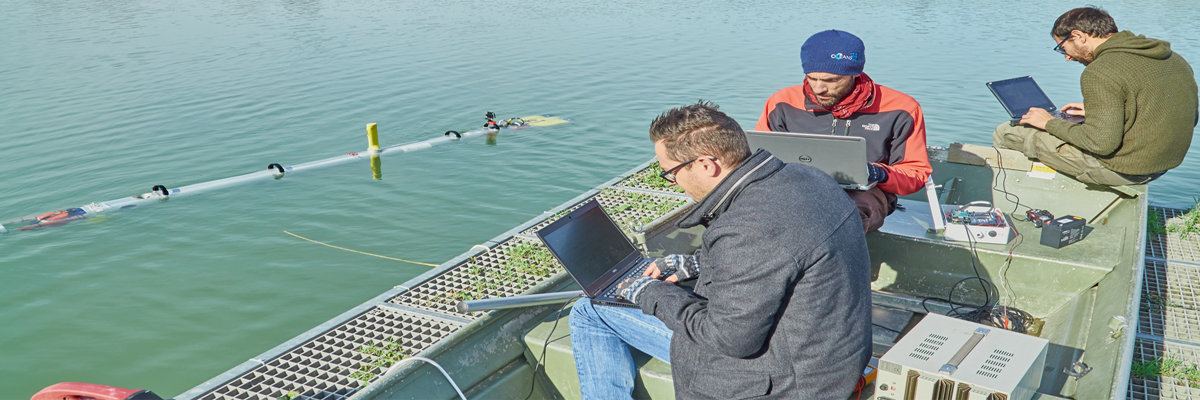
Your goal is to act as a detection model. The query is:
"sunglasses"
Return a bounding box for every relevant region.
[1053,35,1072,55]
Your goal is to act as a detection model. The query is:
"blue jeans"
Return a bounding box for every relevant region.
[568,298,673,400]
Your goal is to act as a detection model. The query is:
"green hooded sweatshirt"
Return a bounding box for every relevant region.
[1045,30,1199,175]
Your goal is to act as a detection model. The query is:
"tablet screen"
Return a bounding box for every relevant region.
[988,77,1057,117]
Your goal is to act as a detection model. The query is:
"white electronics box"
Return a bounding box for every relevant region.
[940,202,1015,245]
[875,313,1048,400]
[923,179,1015,245]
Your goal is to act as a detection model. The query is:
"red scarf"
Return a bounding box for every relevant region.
[804,73,876,119]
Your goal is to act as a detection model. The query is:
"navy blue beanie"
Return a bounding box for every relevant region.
[801,30,865,76]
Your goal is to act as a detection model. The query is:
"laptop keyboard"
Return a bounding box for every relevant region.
[601,259,654,299]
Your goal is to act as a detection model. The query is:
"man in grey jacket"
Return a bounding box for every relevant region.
[568,101,872,399]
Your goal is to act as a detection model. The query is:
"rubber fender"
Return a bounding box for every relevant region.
[30,382,163,400]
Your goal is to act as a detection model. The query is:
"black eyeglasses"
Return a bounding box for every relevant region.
[1053,35,1072,55]
[659,157,716,184]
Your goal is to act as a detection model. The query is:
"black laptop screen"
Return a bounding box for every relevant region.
[538,201,639,289]
[988,77,1056,117]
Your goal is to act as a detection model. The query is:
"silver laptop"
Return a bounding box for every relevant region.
[744,130,874,191]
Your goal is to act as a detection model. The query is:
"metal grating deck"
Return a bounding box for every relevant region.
[519,188,689,236]
[613,161,686,194]
[1129,338,1200,399]
[197,306,462,400]
[1132,205,1200,399]
[387,236,564,319]
[1147,206,1200,264]
[1141,260,1200,342]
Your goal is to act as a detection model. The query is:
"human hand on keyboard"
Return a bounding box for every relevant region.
[1019,107,1054,130]
[646,254,699,282]
[1061,102,1085,117]
[615,275,656,303]
[867,163,889,184]
[644,261,680,283]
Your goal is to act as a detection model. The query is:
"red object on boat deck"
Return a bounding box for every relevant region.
[30,382,163,400]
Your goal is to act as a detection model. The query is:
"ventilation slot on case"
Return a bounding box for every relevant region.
[987,393,1008,400]
[975,348,1010,379]
[910,334,947,361]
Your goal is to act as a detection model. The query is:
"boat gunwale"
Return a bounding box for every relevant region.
[175,158,684,399]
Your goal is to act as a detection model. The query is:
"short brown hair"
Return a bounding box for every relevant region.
[1052,7,1118,39]
[648,101,751,167]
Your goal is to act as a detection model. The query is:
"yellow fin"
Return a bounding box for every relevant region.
[520,115,571,126]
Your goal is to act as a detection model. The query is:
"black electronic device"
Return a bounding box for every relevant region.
[986,76,1084,126]
[1026,209,1054,227]
[1040,215,1086,249]
[536,200,654,307]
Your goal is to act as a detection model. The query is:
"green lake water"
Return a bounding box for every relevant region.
[2,0,1199,397]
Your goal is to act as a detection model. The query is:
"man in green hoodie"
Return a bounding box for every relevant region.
[994,6,1198,186]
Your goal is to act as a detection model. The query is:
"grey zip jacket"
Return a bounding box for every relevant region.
[635,149,873,399]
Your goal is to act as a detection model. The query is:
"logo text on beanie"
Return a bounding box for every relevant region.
[830,53,860,61]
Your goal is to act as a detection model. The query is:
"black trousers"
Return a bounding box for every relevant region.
[845,186,896,233]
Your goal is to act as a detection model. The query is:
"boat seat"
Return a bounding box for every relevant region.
[523,304,675,400]
[523,303,914,400]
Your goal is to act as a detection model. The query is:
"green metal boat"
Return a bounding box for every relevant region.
[172,143,1188,400]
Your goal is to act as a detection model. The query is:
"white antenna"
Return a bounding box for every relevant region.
[926,177,946,233]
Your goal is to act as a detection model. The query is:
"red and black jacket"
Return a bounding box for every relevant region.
[755,83,932,196]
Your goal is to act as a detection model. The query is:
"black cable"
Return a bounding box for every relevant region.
[994,218,1030,333]
[921,219,1033,333]
[987,149,1033,332]
[922,221,1000,322]
[992,146,1031,217]
[524,297,577,400]
[988,305,1031,333]
[959,221,993,311]
[920,276,997,317]
[872,323,902,334]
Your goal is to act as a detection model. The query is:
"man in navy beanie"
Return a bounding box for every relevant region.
[756,29,932,232]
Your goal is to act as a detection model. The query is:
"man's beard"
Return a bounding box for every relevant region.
[1075,50,1095,66]
[816,85,853,107]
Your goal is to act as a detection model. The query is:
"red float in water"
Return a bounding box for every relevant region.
[30,382,162,400]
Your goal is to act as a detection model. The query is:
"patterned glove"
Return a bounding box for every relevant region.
[867,163,890,184]
[615,275,656,304]
[653,254,700,281]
